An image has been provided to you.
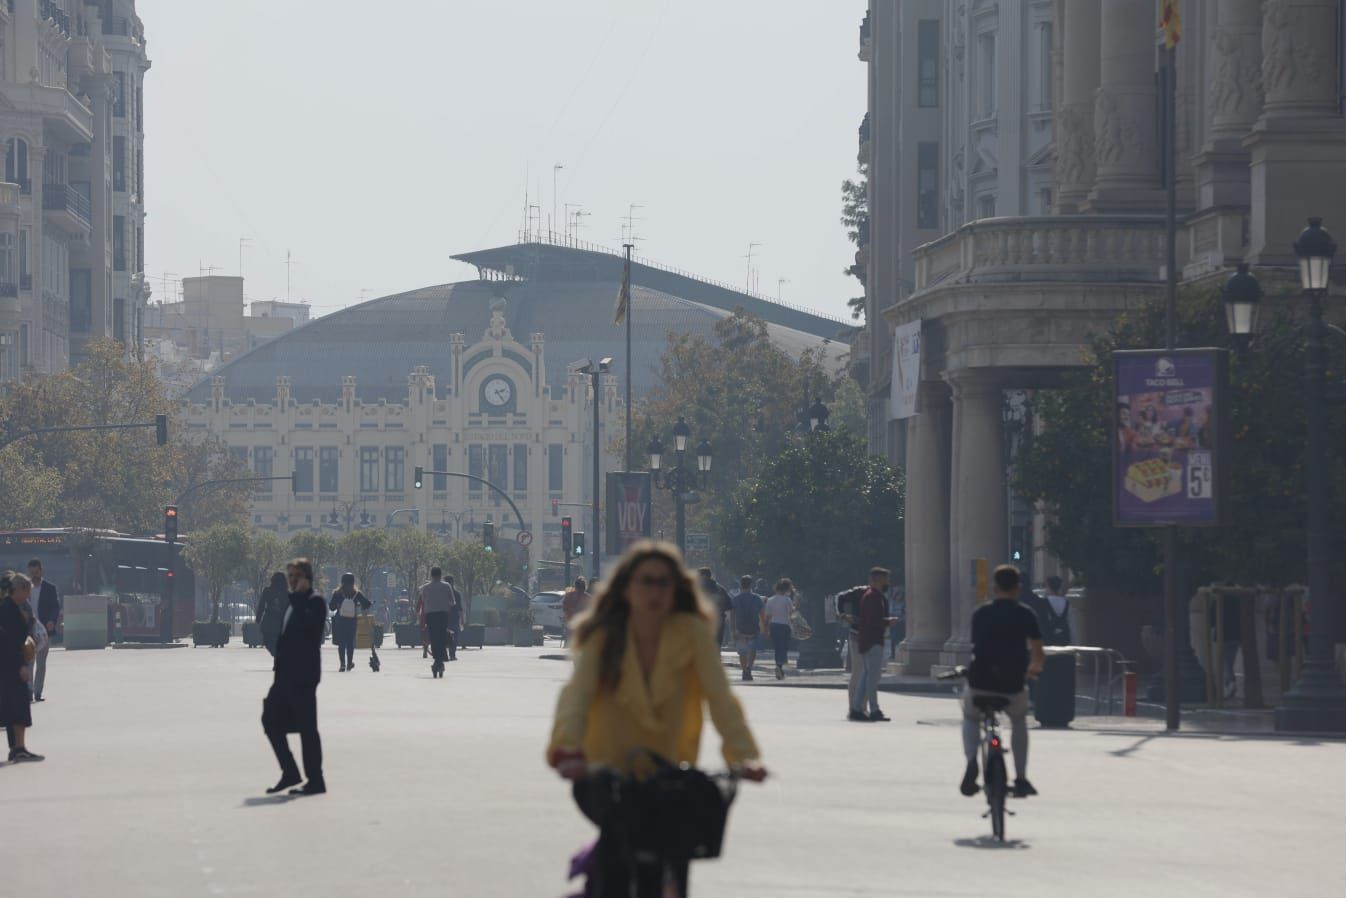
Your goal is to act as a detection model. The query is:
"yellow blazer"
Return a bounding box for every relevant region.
[547,613,760,773]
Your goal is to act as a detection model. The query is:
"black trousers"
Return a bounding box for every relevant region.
[573,778,690,898]
[426,611,449,669]
[262,682,323,784]
[769,623,791,668]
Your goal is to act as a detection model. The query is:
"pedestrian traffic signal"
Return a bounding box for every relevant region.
[414,466,424,490]
[155,414,169,446]
[482,520,495,551]
[561,516,573,556]
[164,505,179,543]
[572,531,586,558]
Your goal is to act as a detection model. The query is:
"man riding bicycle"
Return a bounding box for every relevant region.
[959,564,1045,799]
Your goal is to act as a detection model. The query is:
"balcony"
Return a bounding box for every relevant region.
[912,216,1167,293]
[858,112,872,163]
[39,0,69,35]
[859,11,873,61]
[103,15,144,44]
[42,183,93,235]
[7,84,94,144]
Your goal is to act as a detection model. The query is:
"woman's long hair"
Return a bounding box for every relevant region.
[571,541,712,691]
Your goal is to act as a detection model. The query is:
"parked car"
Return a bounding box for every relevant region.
[530,591,566,633]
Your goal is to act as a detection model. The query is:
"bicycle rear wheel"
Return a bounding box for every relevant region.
[985,750,1007,841]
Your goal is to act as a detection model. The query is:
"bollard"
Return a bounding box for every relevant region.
[1123,671,1138,717]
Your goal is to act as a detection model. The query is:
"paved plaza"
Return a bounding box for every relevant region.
[4,643,1344,897]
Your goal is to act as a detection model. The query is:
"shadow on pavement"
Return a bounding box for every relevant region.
[241,795,296,807]
[953,836,1030,850]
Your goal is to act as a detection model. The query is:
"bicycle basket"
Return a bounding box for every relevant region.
[620,751,738,861]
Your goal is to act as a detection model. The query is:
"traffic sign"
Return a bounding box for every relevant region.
[517,531,533,547]
[685,532,710,553]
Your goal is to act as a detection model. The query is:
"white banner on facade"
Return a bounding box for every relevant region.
[890,320,922,420]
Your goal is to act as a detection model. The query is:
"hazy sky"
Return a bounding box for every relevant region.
[140,0,866,321]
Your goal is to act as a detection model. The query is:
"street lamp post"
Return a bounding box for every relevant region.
[327,498,371,533]
[575,357,612,580]
[647,416,712,558]
[1222,220,1346,733]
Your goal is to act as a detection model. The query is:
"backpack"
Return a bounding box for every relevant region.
[733,593,761,635]
[835,586,867,619]
[1039,599,1071,646]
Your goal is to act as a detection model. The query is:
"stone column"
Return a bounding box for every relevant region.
[1246,0,1346,266]
[896,382,952,676]
[1086,0,1163,211]
[940,371,1007,666]
[1195,0,1263,208]
[1053,0,1101,212]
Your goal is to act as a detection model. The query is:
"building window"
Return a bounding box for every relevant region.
[254,446,274,493]
[70,269,91,333]
[294,448,314,494]
[113,216,126,272]
[359,447,379,493]
[230,446,249,467]
[1038,23,1054,112]
[1038,188,1053,215]
[977,194,997,220]
[112,137,126,192]
[548,444,564,491]
[113,298,125,341]
[0,234,12,288]
[513,444,528,491]
[136,82,144,131]
[488,444,509,495]
[432,444,448,491]
[5,139,28,192]
[917,19,939,108]
[468,445,484,493]
[385,446,405,493]
[976,32,997,119]
[113,71,126,118]
[319,447,339,492]
[19,229,29,285]
[917,142,939,230]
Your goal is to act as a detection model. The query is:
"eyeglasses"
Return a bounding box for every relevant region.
[633,575,674,590]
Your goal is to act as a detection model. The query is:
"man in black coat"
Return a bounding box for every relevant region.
[261,559,328,796]
[27,560,59,702]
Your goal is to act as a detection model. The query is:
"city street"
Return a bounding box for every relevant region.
[5,643,1343,896]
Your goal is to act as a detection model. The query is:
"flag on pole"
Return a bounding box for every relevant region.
[1160,0,1182,49]
[614,261,631,325]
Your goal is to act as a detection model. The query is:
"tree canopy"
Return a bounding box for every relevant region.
[181,523,252,623]
[286,532,337,591]
[338,529,391,596]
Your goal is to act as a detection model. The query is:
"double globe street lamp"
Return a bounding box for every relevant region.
[647,416,712,557]
[1220,217,1346,733]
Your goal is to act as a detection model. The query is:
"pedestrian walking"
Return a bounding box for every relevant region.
[1,573,42,762]
[329,573,370,672]
[445,575,463,662]
[762,579,796,681]
[562,577,591,647]
[27,560,58,703]
[260,559,327,796]
[419,566,454,678]
[547,541,767,898]
[698,568,733,648]
[887,587,906,661]
[849,567,895,722]
[255,572,288,657]
[730,575,764,681]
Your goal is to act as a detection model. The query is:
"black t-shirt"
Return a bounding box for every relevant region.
[967,599,1042,694]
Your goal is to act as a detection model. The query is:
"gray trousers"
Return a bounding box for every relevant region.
[34,644,50,700]
[847,637,883,713]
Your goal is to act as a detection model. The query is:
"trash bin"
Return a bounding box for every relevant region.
[1033,653,1076,727]
[64,595,111,650]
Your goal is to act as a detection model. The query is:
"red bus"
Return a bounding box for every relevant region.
[0,529,195,643]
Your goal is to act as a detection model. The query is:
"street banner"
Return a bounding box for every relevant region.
[1113,348,1227,527]
[890,319,922,420]
[606,472,652,557]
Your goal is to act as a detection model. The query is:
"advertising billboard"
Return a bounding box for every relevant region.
[605,472,652,557]
[1114,348,1228,527]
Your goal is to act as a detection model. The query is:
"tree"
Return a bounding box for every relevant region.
[338,528,391,596]
[1017,285,1346,595]
[246,531,288,600]
[181,523,252,624]
[841,164,869,321]
[718,429,904,597]
[0,450,63,531]
[445,540,501,614]
[389,527,442,595]
[287,532,337,591]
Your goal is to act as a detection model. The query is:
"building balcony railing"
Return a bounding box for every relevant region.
[40,0,69,35]
[42,183,93,229]
[912,215,1167,294]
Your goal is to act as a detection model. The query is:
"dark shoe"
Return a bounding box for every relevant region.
[775,666,785,681]
[960,761,980,796]
[741,669,749,681]
[33,696,44,702]
[8,747,44,763]
[869,710,891,722]
[1012,778,1038,798]
[266,772,302,794]
[338,664,346,672]
[289,780,327,796]
[847,710,872,722]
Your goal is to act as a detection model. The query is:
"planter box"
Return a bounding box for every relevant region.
[394,623,423,648]
[192,622,231,648]
[460,624,485,649]
[484,626,510,646]
[64,595,111,651]
[242,622,263,648]
[512,627,534,647]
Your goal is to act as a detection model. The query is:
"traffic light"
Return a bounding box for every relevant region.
[164,505,179,544]
[572,531,586,558]
[155,414,168,446]
[414,466,424,490]
[482,520,495,551]
[561,516,573,556]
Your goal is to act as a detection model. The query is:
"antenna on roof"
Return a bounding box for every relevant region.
[285,250,297,303]
[199,262,221,278]
[622,203,645,249]
[744,243,761,293]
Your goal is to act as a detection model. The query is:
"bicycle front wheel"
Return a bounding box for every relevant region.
[985,750,1007,842]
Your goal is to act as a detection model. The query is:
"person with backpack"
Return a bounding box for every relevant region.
[730,576,764,682]
[698,568,733,648]
[1030,575,1074,728]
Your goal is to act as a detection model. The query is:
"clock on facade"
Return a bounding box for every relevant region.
[481,375,515,411]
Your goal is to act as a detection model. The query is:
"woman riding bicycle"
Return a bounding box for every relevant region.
[547,541,768,897]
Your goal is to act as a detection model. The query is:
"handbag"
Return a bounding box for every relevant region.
[620,750,737,862]
[789,607,813,641]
